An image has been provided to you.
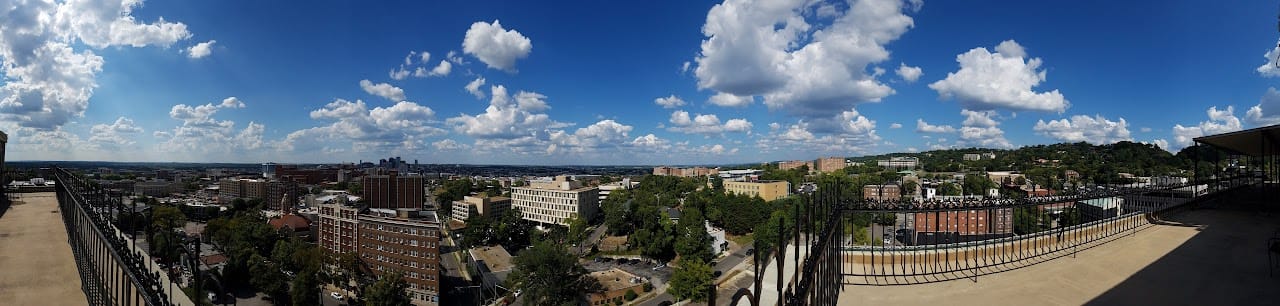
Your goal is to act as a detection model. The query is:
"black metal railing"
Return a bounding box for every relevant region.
[54,167,193,306]
[722,168,1264,306]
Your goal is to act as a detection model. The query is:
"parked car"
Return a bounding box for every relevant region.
[330,292,344,300]
[744,248,755,256]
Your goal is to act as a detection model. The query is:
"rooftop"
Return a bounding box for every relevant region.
[589,268,644,292]
[837,198,1280,305]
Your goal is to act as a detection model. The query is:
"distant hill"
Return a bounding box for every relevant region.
[848,141,1194,183]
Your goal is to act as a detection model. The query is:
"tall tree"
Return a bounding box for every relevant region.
[363,273,410,306]
[667,259,714,302]
[507,241,601,306]
[674,208,713,263]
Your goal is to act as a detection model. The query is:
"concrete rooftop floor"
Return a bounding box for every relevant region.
[836,203,1280,306]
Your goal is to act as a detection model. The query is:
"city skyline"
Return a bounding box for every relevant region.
[4,1,1280,165]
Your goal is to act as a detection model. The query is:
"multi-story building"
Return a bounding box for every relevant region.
[134,181,178,197]
[362,171,425,210]
[724,180,791,201]
[815,156,847,173]
[218,178,295,208]
[778,160,814,172]
[596,178,636,202]
[358,209,441,305]
[963,153,982,161]
[862,184,901,201]
[912,208,1014,244]
[450,196,511,222]
[510,176,599,227]
[876,157,919,170]
[652,166,718,177]
[318,203,361,257]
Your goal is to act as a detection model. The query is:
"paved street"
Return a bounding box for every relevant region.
[635,241,754,306]
[572,224,609,255]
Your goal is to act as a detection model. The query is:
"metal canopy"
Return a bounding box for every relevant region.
[1193,124,1280,156]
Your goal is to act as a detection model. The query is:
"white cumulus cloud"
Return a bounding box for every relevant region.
[462,20,533,73]
[929,40,1069,113]
[707,92,752,107]
[187,40,215,59]
[1033,115,1132,144]
[654,95,686,109]
[694,0,917,117]
[1172,106,1242,150]
[666,110,753,135]
[359,79,406,102]
[916,119,956,133]
[896,63,922,83]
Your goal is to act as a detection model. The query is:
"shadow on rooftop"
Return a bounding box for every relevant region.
[1086,186,1280,305]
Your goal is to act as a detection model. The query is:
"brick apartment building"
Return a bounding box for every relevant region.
[362,171,425,209]
[357,209,441,305]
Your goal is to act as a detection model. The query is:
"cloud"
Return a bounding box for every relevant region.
[956,110,1012,148]
[694,0,916,117]
[666,110,753,135]
[896,63,922,83]
[929,40,1069,113]
[219,97,245,108]
[359,79,406,102]
[415,60,452,77]
[281,98,443,153]
[889,123,902,129]
[654,95,686,109]
[465,77,487,99]
[447,85,565,139]
[89,116,144,147]
[157,98,265,156]
[1033,115,1132,144]
[1140,127,1152,133]
[707,92,752,107]
[462,20,533,72]
[1172,106,1242,150]
[916,119,956,133]
[1259,39,1280,77]
[0,0,197,130]
[187,40,216,59]
[1246,87,1280,126]
[433,139,469,151]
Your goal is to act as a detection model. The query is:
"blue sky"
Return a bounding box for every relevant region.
[4,0,1280,165]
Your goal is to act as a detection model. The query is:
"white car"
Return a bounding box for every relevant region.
[330,292,344,300]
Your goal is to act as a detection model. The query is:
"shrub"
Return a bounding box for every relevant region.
[625,289,638,301]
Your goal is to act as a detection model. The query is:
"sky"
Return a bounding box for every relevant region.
[4,0,1280,165]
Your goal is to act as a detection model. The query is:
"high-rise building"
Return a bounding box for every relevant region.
[362,171,425,209]
[510,176,599,227]
[723,180,791,201]
[358,209,441,305]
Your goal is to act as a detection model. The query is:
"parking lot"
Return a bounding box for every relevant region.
[583,257,672,288]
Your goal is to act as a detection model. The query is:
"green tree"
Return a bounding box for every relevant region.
[249,253,289,302]
[601,190,632,235]
[362,273,410,306]
[901,180,918,197]
[963,174,997,196]
[939,182,961,196]
[566,214,589,244]
[1013,207,1047,235]
[667,259,714,302]
[290,267,320,306]
[674,208,713,263]
[507,241,601,306]
[148,206,187,264]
